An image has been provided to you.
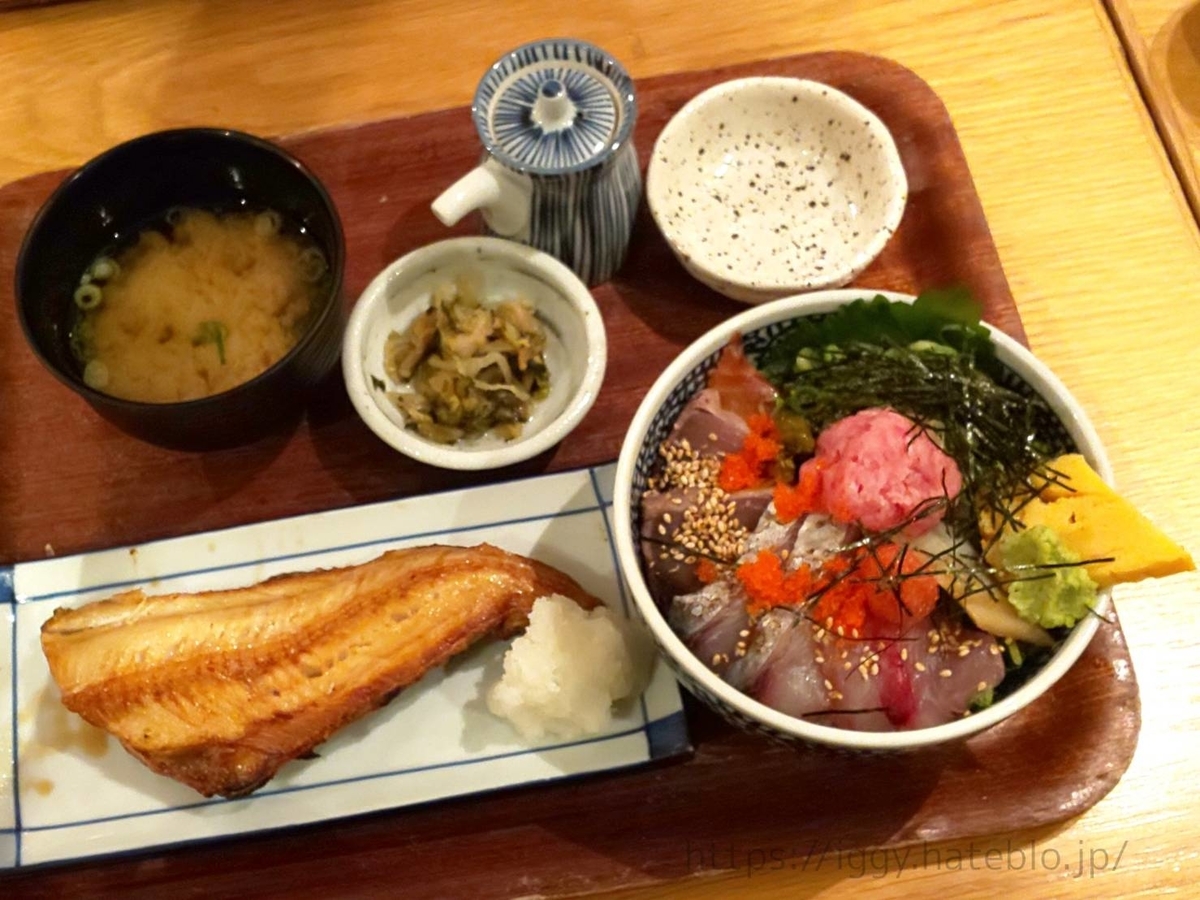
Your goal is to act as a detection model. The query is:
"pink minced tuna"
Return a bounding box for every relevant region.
[802,408,962,535]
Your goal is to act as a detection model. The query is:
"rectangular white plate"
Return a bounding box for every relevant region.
[0,463,690,869]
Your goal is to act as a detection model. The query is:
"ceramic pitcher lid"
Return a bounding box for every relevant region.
[472,39,637,176]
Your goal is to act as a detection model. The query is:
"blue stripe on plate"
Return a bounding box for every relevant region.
[3,566,22,867]
[588,468,654,740]
[0,831,16,869]
[645,710,691,760]
[587,468,628,618]
[21,716,674,834]
[21,504,603,604]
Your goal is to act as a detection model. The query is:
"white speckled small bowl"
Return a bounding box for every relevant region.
[647,77,908,304]
[343,237,607,470]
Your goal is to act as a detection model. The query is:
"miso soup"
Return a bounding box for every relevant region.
[70,207,328,403]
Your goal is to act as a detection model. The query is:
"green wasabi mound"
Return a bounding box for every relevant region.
[998,525,1099,629]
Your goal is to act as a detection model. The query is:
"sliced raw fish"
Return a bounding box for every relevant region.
[725,608,810,693]
[721,608,1005,731]
[705,334,778,420]
[787,513,856,570]
[666,388,749,456]
[879,620,1006,729]
[640,485,773,603]
[742,504,803,558]
[667,580,750,674]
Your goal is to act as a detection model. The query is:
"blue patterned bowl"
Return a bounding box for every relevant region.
[612,290,1112,751]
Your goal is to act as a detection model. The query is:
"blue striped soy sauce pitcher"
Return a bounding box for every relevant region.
[432,39,641,285]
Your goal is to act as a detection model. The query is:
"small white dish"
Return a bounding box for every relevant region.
[343,237,607,470]
[647,77,908,304]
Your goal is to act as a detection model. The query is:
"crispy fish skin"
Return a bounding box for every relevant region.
[40,543,600,798]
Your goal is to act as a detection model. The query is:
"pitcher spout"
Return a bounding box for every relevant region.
[431,160,531,239]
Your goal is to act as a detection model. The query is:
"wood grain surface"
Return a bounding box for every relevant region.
[0,1,1198,899]
[0,49,1142,899]
[1107,0,1200,222]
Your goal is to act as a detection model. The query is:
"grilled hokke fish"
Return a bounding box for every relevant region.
[40,543,600,798]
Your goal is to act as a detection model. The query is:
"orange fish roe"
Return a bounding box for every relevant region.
[812,578,869,635]
[735,550,788,612]
[805,555,858,632]
[825,491,861,529]
[812,544,940,632]
[734,541,939,634]
[735,551,819,615]
[773,458,825,524]
[862,543,940,624]
[718,414,781,492]
[716,454,760,493]
[696,558,722,584]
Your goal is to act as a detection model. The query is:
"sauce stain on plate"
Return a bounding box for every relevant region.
[28,779,54,797]
[21,686,110,761]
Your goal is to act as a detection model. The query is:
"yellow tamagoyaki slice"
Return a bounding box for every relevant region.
[982,454,1194,590]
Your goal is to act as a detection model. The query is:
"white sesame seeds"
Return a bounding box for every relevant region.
[900,648,909,661]
[647,442,748,562]
[976,681,988,692]
[823,678,834,690]
[939,669,953,678]
[914,662,927,672]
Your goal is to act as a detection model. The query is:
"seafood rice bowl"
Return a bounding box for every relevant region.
[613,289,1116,751]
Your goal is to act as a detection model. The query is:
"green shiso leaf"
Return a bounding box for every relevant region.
[757,288,991,380]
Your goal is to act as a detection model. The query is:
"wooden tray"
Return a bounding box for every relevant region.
[0,52,1139,899]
